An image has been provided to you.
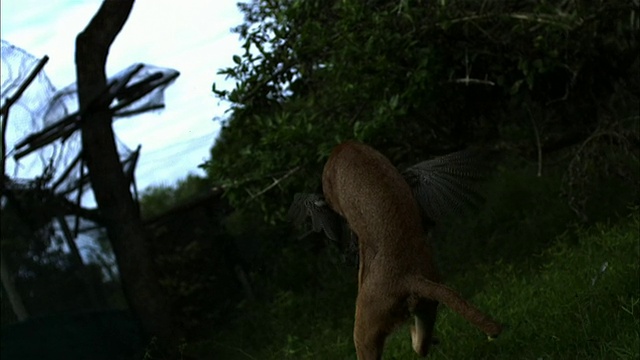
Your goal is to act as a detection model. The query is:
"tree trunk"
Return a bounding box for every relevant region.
[75,0,180,356]
[0,251,29,322]
[56,215,105,309]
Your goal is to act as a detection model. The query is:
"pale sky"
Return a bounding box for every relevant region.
[1,0,244,192]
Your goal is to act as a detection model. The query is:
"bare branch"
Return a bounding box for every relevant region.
[249,166,301,201]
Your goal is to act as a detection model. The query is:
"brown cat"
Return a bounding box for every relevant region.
[297,141,502,359]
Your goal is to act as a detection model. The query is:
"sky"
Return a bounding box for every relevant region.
[1,0,244,192]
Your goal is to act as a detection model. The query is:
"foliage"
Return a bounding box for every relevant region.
[207,0,639,224]
[198,3,639,355]
[139,177,243,335]
[1,177,113,324]
[139,174,211,219]
[1,310,142,360]
[433,159,578,278]
[188,241,358,359]
[561,111,640,221]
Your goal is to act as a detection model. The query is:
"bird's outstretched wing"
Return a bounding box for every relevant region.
[402,149,487,222]
[289,150,489,238]
[287,193,342,241]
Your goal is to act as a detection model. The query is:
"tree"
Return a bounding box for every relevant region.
[208,0,638,223]
[0,251,28,322]
[75,0,181,356]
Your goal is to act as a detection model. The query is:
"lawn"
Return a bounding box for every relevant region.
[194,208,639,360]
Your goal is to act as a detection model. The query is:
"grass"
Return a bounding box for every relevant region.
[402,212,640,359]
[188,209,638,360]
[188,163,639,359]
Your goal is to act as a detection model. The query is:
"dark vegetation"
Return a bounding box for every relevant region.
[1,0,638,359]
[197,0,639,358]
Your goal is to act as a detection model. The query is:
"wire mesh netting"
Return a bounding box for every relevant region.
[1,39,65,181]
[1,39,179,208]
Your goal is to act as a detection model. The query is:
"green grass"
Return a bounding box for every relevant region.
[189,209,639,359]
[398,211,640,359]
